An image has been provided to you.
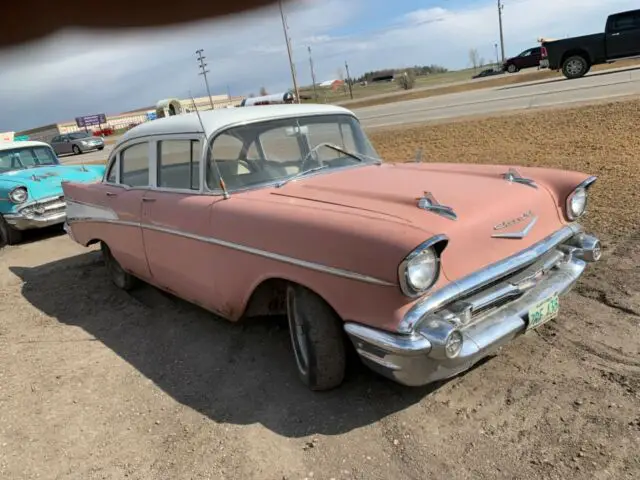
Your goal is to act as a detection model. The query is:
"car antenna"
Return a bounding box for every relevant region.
[190,92,230,199]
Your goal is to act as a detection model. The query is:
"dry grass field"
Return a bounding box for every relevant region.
[0,99,638,480]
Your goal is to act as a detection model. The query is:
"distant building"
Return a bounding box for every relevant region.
[318,79,345,90]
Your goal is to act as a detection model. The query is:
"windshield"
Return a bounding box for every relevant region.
[68,131,91,140]
[206,113,380,191]
[0,146,59,173]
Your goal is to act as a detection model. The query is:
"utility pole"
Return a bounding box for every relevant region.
[494,43,499,67]
[278,0,301,103]
[308,46,318,102]
[195,49,215,109]
[344,60,354,100]
[497,0,505,63]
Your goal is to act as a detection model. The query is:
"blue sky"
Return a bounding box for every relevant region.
[0,0,635,131]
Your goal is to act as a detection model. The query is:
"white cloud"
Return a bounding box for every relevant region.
[0,0,636,131]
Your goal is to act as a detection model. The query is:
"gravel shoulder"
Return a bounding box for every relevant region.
[1,99,639,480]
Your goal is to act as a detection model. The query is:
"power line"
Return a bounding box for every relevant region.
[308,46,318,102]
[195,49,214,109]
[497,0,506,63]
[278,0,301,103]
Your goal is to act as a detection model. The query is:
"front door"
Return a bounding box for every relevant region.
[606,11,640,58]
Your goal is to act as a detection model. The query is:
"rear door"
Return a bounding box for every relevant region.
[606,11,640,58]
[99,141,152,280]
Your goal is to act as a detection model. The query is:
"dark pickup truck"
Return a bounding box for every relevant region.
[541,9,640,79]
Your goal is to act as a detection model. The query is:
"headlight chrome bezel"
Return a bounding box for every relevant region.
[9,186,28,204]
[398,234,448,298]
[565,176,597,221]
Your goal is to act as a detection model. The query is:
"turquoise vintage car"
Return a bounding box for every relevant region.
[0,140,105,246]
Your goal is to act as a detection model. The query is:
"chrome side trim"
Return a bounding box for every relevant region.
[67,216,395,287]
[502,168,538,189]
[397,223,583,333]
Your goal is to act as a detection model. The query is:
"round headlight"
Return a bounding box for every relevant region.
[567,187,587,220]
[9,186,28,204]
[400,246,440,296]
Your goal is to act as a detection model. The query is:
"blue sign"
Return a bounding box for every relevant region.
[14,135,29,141]
[146,111,157,121]
[75,113,107,128]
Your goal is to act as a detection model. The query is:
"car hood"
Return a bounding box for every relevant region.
[270,162,567,281]
[0,165,105,201]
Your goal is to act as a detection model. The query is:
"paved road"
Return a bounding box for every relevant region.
[356,66,640,129]
[59,66,640,165]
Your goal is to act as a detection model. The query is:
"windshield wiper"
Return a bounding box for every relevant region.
[276,164,329,188]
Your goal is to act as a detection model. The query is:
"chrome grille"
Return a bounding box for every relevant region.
[19,196,66,218]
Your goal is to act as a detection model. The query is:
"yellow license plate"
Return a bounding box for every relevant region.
[527,294,560,330]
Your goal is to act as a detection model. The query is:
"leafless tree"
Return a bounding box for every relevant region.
[469,48,481,70]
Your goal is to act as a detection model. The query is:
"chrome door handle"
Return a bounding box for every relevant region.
[106,192,117,197]
[611,32,620,36]
[142,197,156,202]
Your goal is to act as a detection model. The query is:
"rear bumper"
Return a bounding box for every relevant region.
[344,226,601,387]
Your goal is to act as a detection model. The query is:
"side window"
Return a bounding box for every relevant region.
[610,13,639,32]
[52,136,60,143]
[157,139,202,190]
[120,142,149,187]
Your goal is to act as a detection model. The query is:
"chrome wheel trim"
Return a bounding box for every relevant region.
[566,59,584,76]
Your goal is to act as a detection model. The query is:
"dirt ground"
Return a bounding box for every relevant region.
[1,99,639,480]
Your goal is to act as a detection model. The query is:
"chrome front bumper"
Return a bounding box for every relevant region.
[344,225,601,387]
[4,196,67,230]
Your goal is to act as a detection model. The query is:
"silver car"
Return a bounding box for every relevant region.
[50,131,105,155]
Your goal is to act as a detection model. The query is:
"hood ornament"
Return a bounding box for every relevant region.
[416,191,457,221]
[492,210,537,239]
[502,168,537,189]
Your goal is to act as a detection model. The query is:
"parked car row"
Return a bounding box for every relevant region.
[48,104,602,391]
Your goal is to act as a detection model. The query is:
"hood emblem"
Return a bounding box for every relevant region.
[502,168,538,189]
[416,191,457,221]
[492,210,537,239]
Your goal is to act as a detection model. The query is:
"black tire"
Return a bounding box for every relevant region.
[286,284,346,391]
[72,145,82,155]
[507,63,518,73]
[97,146,104,150]
[0,215,22,247]
[101,242,138,291]
[562,55,590,79]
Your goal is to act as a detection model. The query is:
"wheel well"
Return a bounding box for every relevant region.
[561,50,591,66]
[243,278,289,318]
[86,238,101,247]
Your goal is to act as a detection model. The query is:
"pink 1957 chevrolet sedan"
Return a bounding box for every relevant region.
[62,104,601,391]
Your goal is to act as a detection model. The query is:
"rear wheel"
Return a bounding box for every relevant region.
[101,242,138,291]
[562,55,590,79]
[286,284,346,391]
[72,145,81,155]
[507,64,518,73]
[0,215,22,247]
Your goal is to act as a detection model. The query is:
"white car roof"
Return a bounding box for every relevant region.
[0,140,51,151]
[119,104,356,143]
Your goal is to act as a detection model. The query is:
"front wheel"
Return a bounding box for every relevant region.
[562,55,590,79]
[72,145,82,155]
[101,242,138,291]
[0,215,22,247]
[286,284,346,391]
